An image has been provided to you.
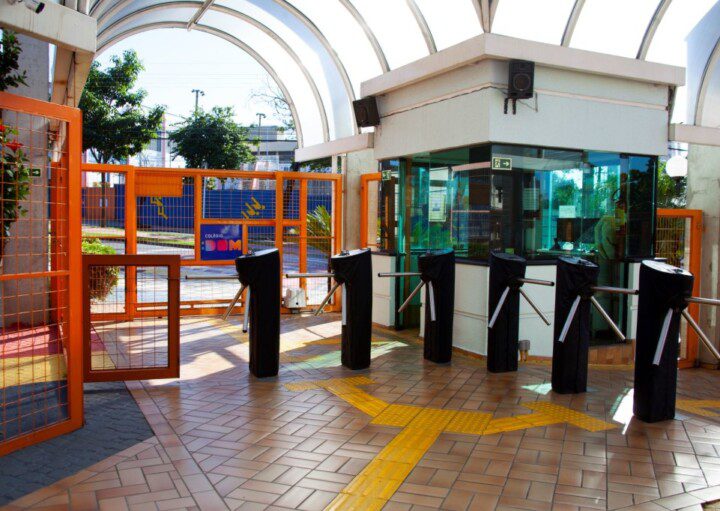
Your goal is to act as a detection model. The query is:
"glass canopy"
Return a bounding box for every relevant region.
[90,0,718,147]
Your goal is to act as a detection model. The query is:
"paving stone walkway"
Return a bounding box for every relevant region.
[4,314,720,511]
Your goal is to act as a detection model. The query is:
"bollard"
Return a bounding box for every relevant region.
[634,260,693,422]
[235,248,281,378]
[487,253,554,373]
[552,257,599,394]
[418,249,455,363]
[331,249,373,370]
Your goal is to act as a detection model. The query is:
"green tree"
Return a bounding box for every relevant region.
[169,106,256,169]
[79,50,165,163]
[657,160,686,208]
[0,29,27,91]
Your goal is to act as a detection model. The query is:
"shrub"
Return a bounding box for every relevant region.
[82,238,119,301]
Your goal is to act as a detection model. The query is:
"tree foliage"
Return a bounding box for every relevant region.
[0,29,27,91]
[249,77,295,136]
[169,106,255,169]
[657,160,686,208]
[79,50,165,163]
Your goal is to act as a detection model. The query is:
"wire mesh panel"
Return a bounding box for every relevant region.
[83,255,179,382]
[0,92,82,456]
[655,209,703,366]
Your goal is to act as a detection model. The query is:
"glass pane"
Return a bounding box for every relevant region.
[492,0,575,45]
[570,0,660,58]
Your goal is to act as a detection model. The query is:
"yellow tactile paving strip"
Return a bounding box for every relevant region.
[677,399,720,417]
[0,355,66,389]
[286,376,617,510]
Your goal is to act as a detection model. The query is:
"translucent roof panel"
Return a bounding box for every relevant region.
[492,0,575,46]
[350,0,429,69]
[645,0,718,67]
[413,0,481,50]
[570,0,660,58]
[286,0,384,95]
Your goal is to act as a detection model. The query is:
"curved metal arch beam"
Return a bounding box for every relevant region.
[405,0,436,54]
[270,0,357,133]
[92,0,357,130]
[561,0,585,47]
[472,0,497,33]
[694,34,720,126]
[97,1,330,142]
[337,0,389,72]
[97,21,306,147]
[637,0,672,60]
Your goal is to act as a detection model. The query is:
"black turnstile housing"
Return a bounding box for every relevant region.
[331,248,373,370]
[552,257,599,394]
[487,252,527,373]
[235,248,280,378]
[418,249,455,363]
[634,260,693,423]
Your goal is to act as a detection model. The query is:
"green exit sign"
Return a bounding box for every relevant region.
[30,168,42,177]
[491,157,512,171]
[381,170,392,181]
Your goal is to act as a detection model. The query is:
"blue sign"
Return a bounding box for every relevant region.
[200,224,243,261]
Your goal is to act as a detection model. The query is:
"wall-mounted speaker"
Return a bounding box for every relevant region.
[353,96,380,128]
[507,60,535,100]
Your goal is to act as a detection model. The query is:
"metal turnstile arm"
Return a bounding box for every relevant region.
[589,296,626,342]
[398,280,425,314]
[681,309,720,362]
[488,286,510,329]
[222,284,247,321]
[314,281,341,316]
[557,295,581,343]
[518,287,551,326]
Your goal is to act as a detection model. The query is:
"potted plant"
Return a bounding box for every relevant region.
[0,123,32,269]
[82,238,120,301]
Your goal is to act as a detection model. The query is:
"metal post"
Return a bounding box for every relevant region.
[428,281,436,322]
[314,282,341,316]
[488,286,510,329]
[681,309,720,361]
[653,308,674,366]
[398,280,425,314]
[558,295,581,343]
[518,287,551,326]
[589,296,626,341]
[222,284,246,321]
[243,287,251,333]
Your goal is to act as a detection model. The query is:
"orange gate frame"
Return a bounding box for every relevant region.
[82,254,180,382]
[657,208,703,368]
[81,164,343,319]
[0,92,83,456]
[360,172,382,249]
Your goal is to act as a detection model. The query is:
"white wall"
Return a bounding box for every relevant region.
[373,59,670,160]
[371,254,395,327]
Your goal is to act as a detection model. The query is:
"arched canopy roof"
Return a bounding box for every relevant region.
[90,0,720,147]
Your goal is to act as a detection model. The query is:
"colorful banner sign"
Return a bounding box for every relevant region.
[200,224,243,261]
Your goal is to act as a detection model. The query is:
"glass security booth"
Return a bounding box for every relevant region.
[376,143,656,345]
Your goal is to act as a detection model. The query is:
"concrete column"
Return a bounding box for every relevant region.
[344,149,377,250]
[687,143,720,365]
[1,34,50,328]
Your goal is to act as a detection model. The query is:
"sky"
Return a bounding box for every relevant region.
[94,29,285,129]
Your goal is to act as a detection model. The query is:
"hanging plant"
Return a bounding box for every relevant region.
[0,123,33,265]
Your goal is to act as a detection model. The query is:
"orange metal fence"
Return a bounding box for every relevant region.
[360,173,382,249]
[0,91,83,456]
[81,164,342,319]
[656,208,703,368]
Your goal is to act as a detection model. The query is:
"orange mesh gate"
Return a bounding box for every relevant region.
[0,92,83,456]
[360,172,382,250]
[83,254,180,382]
[656,209,703,368]
[81,165,342,318]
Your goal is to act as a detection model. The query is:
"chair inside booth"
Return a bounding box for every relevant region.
[377,144,657,345]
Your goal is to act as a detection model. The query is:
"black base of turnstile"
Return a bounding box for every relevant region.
[552,257,599,394]
[235,249,280,378]
[331,249,372,370]
[419,249,455,363]
[487,252,526,373]
[633,260,693,423]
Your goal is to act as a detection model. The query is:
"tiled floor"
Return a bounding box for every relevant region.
[5,314,720,511]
